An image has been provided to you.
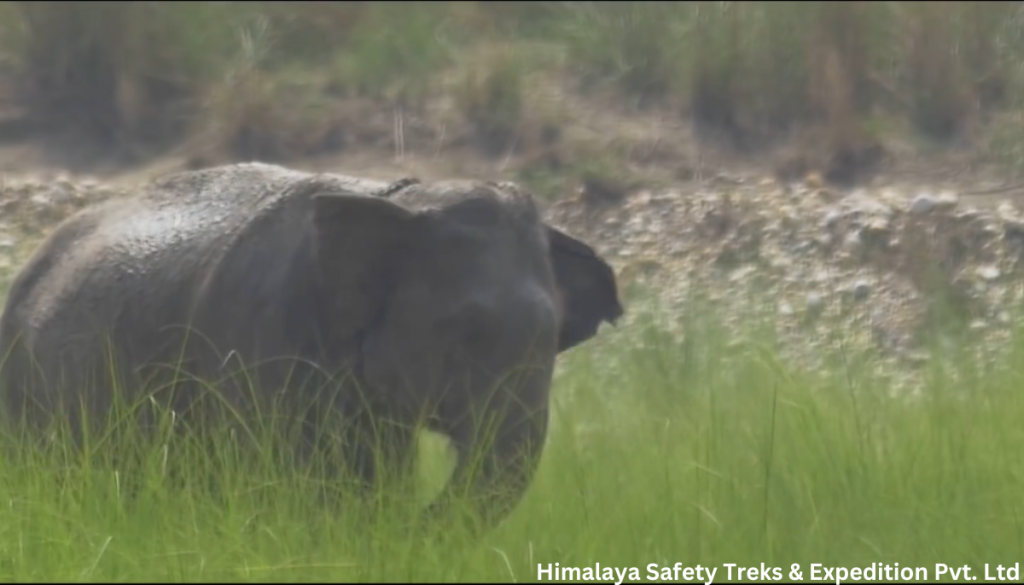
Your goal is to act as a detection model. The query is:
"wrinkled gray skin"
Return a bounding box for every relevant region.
[0,162,622,527]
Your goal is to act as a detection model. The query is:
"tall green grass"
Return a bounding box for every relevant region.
[0,296,1023,581]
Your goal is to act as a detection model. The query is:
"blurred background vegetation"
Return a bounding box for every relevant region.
[0,1,1022,187]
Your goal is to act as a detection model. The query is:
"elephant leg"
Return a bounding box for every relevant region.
[426,400,550,530]
[297,402,418,503]
[344,412,419,493]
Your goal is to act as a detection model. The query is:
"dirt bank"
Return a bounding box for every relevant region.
[4,161,1024,397]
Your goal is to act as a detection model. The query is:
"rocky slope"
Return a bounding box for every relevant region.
[547,173,1024,390]
[3,168,1024,391]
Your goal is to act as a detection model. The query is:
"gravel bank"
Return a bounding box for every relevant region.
[3,168,1024,391]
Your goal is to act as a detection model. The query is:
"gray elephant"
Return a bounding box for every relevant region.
[0,162,622,527]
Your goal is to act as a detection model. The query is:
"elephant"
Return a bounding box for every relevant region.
[0,162,622,528]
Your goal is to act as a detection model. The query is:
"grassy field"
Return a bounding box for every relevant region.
[0,299,1022,582]
[2,3,1024,581]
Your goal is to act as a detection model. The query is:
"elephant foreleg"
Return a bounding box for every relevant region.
[427,401,550,529]
[342,412,419,495]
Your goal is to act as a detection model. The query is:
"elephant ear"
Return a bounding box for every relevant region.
[546,226,624,352]
[312,192,419,338]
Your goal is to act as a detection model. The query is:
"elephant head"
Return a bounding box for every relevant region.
[310,178,622,526]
